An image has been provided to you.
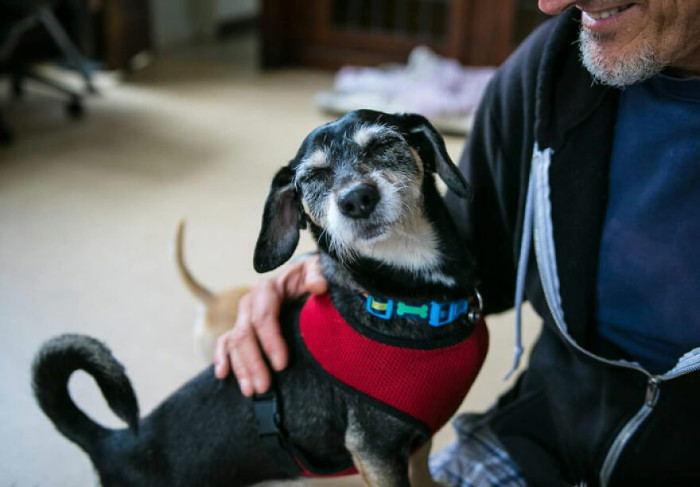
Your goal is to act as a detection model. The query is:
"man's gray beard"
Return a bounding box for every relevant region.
[578,27,666,87]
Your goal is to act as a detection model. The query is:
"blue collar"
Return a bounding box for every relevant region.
[360,292,481,327]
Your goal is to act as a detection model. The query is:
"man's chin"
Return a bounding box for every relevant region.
[579,27,664,87]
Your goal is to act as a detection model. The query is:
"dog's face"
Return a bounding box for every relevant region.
[254,110,469,276]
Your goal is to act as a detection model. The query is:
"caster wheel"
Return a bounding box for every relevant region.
[66,98,84,119]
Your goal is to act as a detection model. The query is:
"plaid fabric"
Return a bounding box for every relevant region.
[430,410,527,487]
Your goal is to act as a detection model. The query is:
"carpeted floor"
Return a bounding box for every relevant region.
[0,43,539,486]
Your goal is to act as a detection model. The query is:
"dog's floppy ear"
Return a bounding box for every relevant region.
[398,113,471,199]
[254,165,303,273]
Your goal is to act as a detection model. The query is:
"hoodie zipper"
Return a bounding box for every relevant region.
[528,147,700,487]
[598,377,659,487]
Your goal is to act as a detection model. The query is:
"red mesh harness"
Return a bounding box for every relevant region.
[295,293,489,477]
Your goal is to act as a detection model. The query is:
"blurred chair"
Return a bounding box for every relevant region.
[0,0,96,144]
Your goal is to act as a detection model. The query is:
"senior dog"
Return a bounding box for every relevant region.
[32,110,488,487]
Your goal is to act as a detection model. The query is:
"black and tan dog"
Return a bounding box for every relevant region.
[32,110,488,487]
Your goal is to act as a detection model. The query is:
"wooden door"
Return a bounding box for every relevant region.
[261,0,516,69]
[99,0,152,70]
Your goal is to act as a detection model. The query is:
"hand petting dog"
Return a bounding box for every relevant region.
[214,253,328,395]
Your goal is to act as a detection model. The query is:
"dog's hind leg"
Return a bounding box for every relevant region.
[349,450,410,487]
[345,417,411,487]
[408,440,447,487]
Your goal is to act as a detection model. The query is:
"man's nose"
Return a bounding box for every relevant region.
[538,0,575,15]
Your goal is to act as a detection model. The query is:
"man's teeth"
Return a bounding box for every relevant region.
[585,5,630,20]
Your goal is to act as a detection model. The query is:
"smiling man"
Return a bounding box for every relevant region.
[214,2,700,486]
[556,1,700,84]
[427,1,700,485]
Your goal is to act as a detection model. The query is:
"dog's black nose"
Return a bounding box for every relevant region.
[338,183,380,219]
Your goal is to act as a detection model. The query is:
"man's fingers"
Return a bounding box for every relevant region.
[212,255,327,393]
[278,254,327,297]
[229,321,272,396]
[249,280,288,372]
[213,333,231,379]
[229,347,255,397]
[214,292,270,396]
[304,255,328,295]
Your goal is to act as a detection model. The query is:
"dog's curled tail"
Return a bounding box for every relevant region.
[32,334,139,452]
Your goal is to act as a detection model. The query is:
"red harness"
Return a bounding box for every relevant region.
[296,293,489,476]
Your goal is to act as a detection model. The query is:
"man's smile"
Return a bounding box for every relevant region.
[578,3,642,34]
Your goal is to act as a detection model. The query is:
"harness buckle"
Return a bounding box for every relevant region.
[365,295,394,320]
[251,391,304,475]
[428,299,469,327]
[252,393,281,437]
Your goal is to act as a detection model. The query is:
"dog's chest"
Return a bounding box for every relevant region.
[297,293,488,433]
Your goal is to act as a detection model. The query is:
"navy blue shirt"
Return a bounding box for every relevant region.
[595,73,700,374]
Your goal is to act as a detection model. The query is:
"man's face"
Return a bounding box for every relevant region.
[538,1,700,86]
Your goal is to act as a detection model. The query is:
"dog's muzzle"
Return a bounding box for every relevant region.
[337,183,380,219]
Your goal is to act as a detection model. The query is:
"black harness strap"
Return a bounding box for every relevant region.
[252,382,356,477]
[251,389,303,476]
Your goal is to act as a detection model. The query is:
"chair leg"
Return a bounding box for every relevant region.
[20,66,85,119]
[0,16,38,62]
[37,7,98,94]
[21,66,82,99]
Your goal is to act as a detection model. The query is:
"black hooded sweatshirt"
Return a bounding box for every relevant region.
[446,8,700,487]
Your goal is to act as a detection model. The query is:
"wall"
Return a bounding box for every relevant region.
[217,0,259,21]
[150,0,191,49]
[150,0,260,50]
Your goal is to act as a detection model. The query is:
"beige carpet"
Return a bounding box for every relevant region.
[0,53,539,486]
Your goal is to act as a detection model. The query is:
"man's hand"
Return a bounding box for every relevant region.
[213,254,328,396]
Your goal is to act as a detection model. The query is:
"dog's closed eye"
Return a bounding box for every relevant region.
[362,135,402,153]
[295,149,333,185]
[296,165,332,184]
